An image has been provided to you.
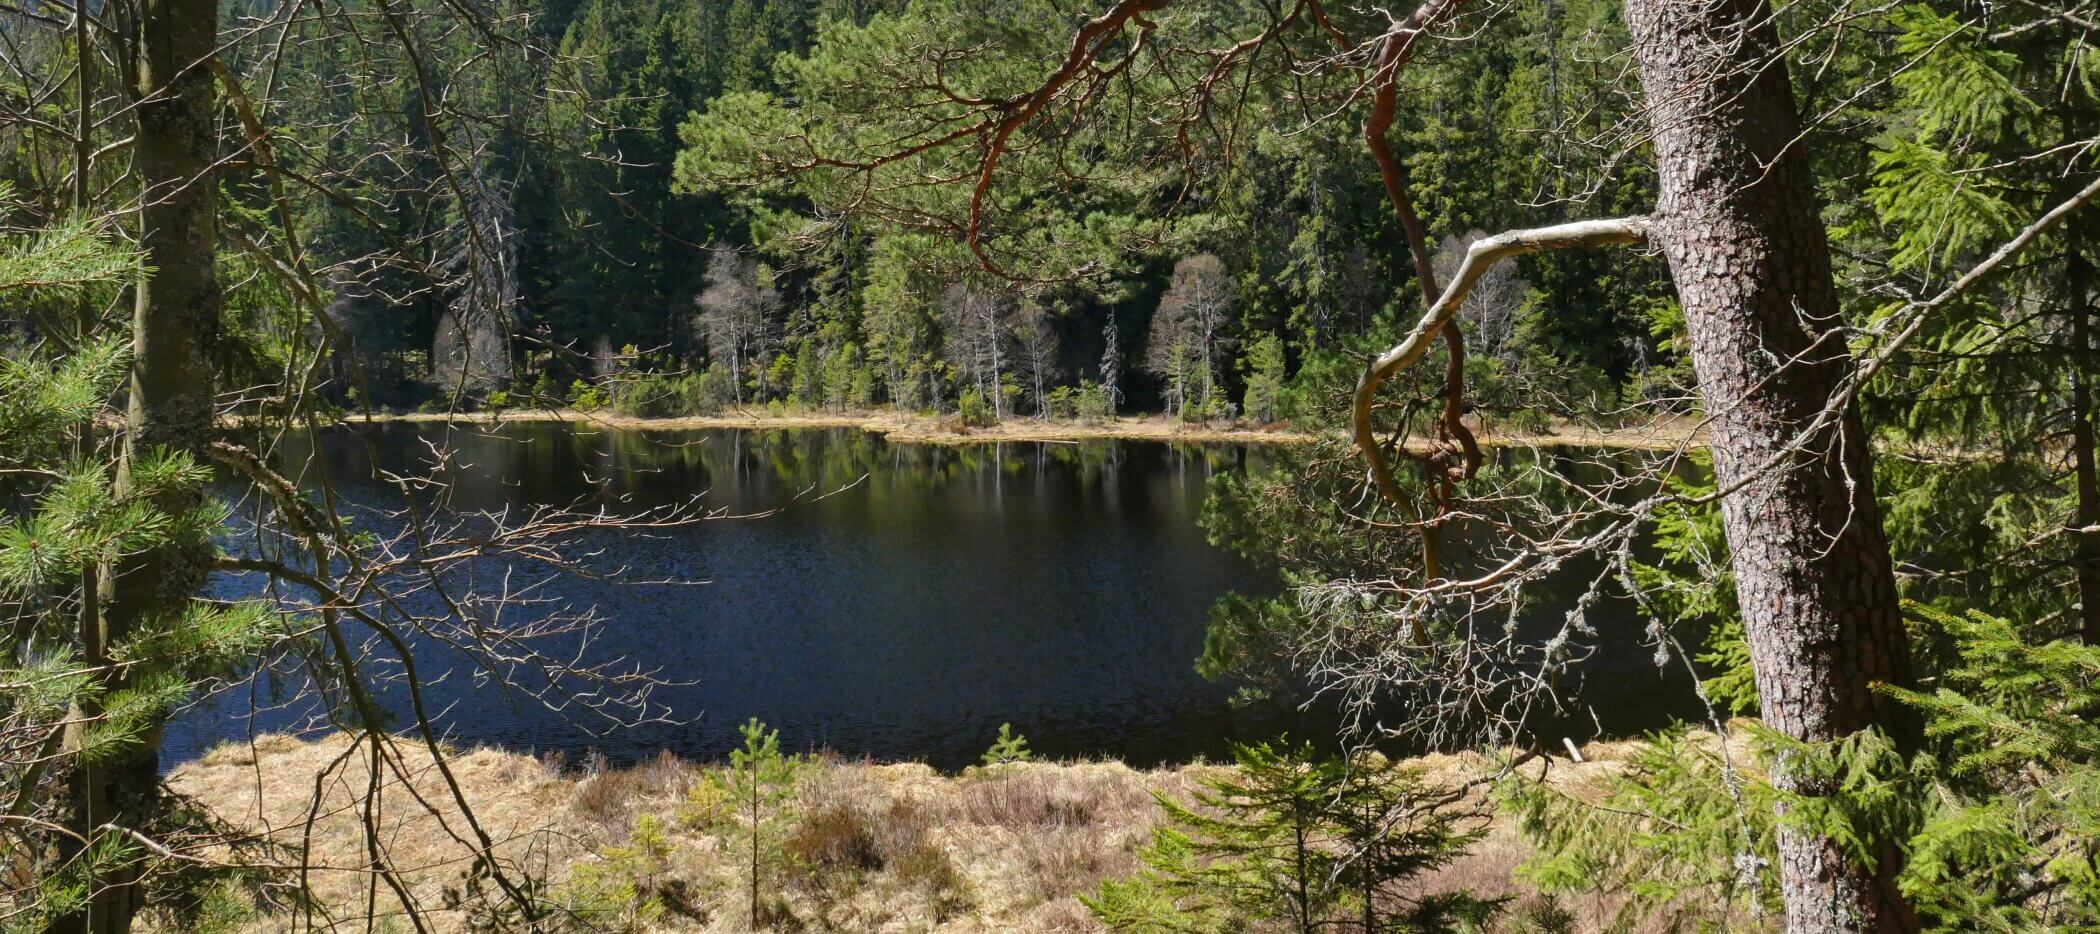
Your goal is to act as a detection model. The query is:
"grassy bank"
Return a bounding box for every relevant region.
[162,733,1709,932]
[329,407,1706,451]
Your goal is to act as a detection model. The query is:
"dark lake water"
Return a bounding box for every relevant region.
[166,421,1698,770]
[167,422,1324,769]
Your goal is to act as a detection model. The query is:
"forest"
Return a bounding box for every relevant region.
[187,0,1675,426]
[3,0,2099,932]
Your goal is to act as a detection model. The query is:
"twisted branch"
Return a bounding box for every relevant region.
[1353,216,1652,580]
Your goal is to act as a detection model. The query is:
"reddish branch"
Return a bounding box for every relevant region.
[964,0,1170,273]
[1352,0,1483,580]
[934,0,1486,576]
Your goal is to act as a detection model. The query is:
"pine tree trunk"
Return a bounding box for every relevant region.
[1621,0,1917,930]
[2070,229,2100,644]
[55,3,222,933]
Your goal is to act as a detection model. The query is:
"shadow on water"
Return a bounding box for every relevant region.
[176,422,1325,770]
[169,422,1700,771]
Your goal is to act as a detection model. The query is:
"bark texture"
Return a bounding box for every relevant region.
[1621,0,1917,930]
[2069,218,2100,645]
[2066,247,2100,642]
[57,2,222,932]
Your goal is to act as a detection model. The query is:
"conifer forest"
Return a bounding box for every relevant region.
[4,0,2100,931]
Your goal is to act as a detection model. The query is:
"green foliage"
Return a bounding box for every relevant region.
[1512,603,2100,930]
[1502,727,1781,929]
[0,336,281,930]
[1867,137,2016,273]
[0,188,144,301]
[954,388,997,428]
[1886,6,2035,144]
[1879,604,2100,928]
[0,338,130,463]
[609,370,722,418]
[1625,472,1756,716]
[712,717,800,928]
[980,722,1032,770]
[1239,332,1288,425]
[1046,381,1116,424]
[562,814,675,931]
[567,379,609,412]
[1086,738,1495,932]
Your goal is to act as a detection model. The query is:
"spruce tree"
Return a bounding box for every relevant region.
[1086,739,1493,932]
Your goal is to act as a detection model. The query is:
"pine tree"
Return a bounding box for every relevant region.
[980,722,1032,770]
[1086,739,1493,932]
[4,302,278,931]
[712,717,800,928]
[1509,601,2100,929]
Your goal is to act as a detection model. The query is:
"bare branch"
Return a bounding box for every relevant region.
[1352,216,1652,580]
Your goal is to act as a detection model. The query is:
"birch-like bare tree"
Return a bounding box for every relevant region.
[694,246,783,406]
[939,282,1017,417]
[1145,254,1235,419]
[1012,297,1060,417]
[673,2,2100,930]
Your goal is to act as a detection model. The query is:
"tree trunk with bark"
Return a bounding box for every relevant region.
[1621,0,1917,930]
[2071,235,2100,645]
[55,3,222,933]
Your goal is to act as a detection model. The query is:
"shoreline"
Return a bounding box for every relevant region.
[326,407,1706,451]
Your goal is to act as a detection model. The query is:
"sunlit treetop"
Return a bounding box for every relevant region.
[674,0,1434,285]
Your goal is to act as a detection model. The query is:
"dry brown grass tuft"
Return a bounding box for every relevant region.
[568,749,700,842]
[160,732,1706,931]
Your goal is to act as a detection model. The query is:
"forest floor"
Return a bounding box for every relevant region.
[160,731,1746,932]
[337,407,1707,451]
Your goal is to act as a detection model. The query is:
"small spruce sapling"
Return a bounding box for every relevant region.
[564,814,674,931]
[1086,738,1494,932]
[980,722,1034,809]
[981,722,1032,770]
[714,718,798,928]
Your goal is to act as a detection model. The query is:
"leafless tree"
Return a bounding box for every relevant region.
[694,246,782,405]
[1101,310,1124,408]
[1012,297,1060,417]
[432,172,520,395]
[1145,254,1235,418]
[1437,230,1527,361]
[939,282,1017,416]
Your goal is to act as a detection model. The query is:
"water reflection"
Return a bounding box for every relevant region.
[172,423,1303,770]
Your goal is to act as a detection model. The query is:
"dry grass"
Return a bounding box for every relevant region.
[332,408,1318,447]
[327,408,1709,451]
[160,733,1731,932]
[162,738,1205,932]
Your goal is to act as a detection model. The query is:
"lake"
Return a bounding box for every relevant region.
[166,421,1696,770]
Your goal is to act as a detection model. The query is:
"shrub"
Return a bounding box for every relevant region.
[559,814,674,932]
[528,371,559,406]
[1075,381,1116,423]
[786,770,976,921]
[1045,385,1081,420]
[956,388,997,428]
[981,723,1033,770]
[1508,603,2100,931]
[568,378,607,412]
[1046,381,1115,423]
[786,804,882,873]
[677,777,731,831]
[609,372,680,418]
[698,363,738,410]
